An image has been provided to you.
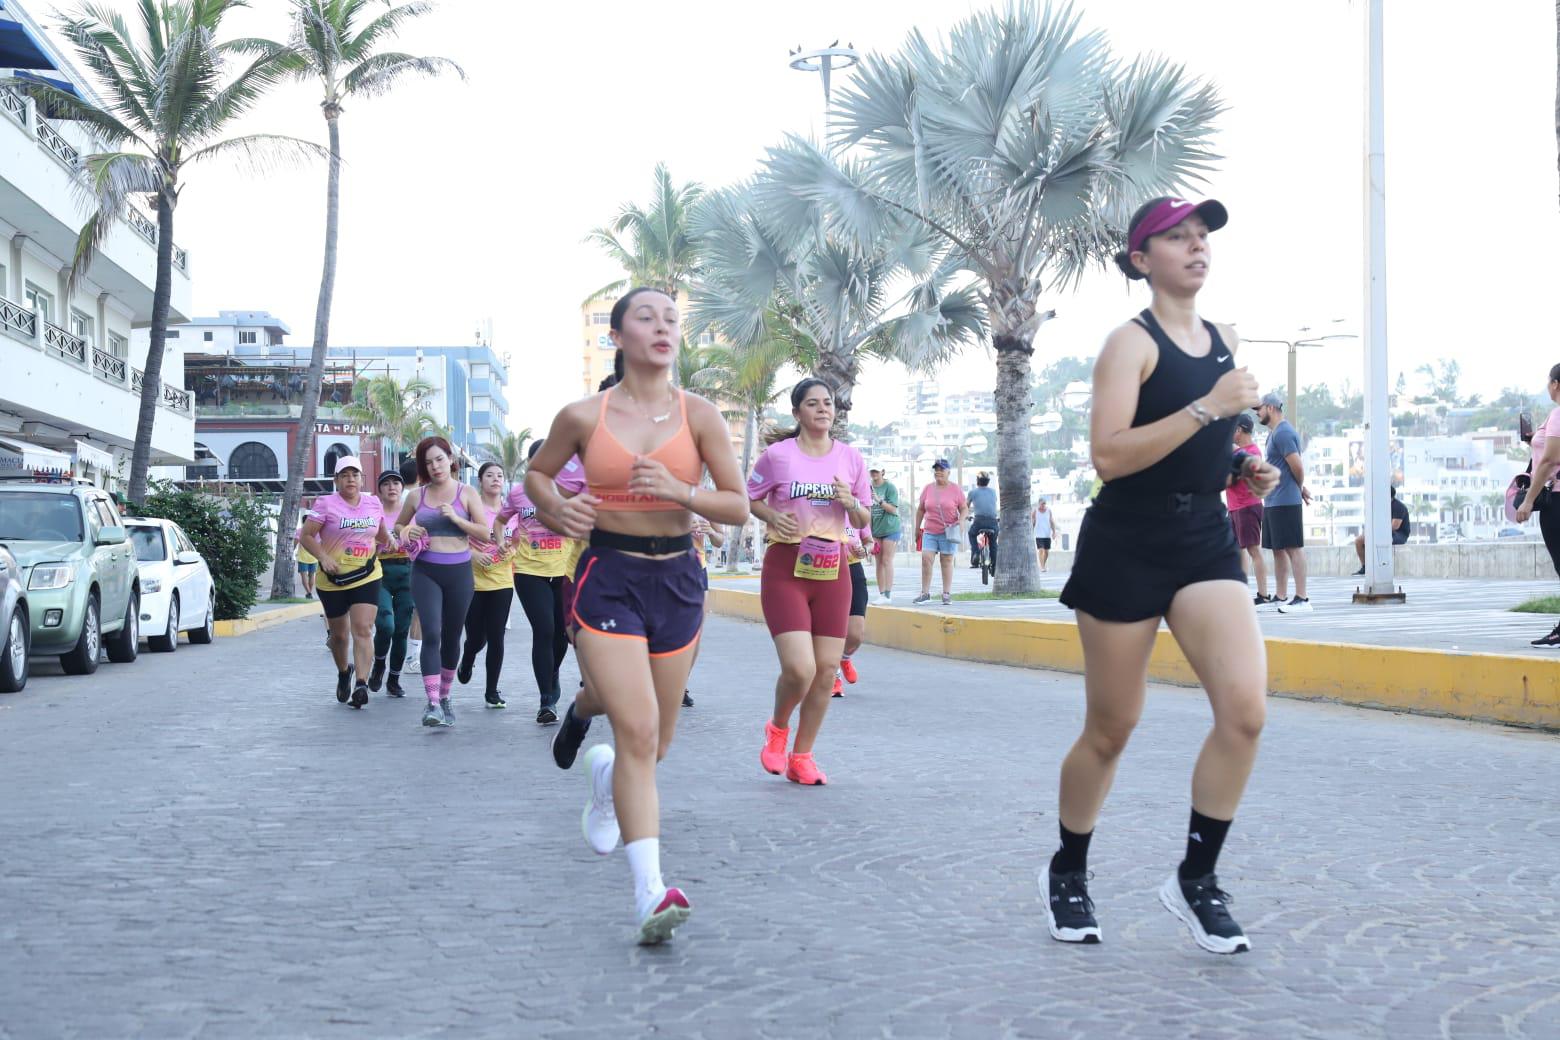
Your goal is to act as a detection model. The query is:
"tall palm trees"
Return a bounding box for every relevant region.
[23,0,315,503]
[340,372,438,466]
[760,3,1223,593]
[265,0,463,599]
[586,163,704,298]
[481,429,533,481]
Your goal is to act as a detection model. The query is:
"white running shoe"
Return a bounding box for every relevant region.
[1277,597,1313,614]
[404,640,422,673]
[581,744,620,855]
[637,887,692,945]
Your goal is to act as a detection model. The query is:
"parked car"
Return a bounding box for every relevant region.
[0,543,27,692]
[122,517,215,651]
[0,481,141,674]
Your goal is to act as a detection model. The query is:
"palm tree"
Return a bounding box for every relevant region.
[263,0,464,599]
[585,163,704,299]
[690,185,984,430]
[481,429,533,480]
[340,372,438,467]
[1443,493,1471,539]
[21,0,315,503]
[756,3,1222,594]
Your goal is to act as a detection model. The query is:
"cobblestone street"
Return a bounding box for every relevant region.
[1,614,1556,1039]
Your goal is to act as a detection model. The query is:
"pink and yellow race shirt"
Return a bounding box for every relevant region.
[310,492,387,591]
[747,438,870,545]
[498,485,574,578]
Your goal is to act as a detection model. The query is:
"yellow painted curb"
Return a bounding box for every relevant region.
[214,601,322,638]
[705,587,1560,730]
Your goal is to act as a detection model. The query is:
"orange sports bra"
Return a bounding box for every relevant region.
[584,389,703,512]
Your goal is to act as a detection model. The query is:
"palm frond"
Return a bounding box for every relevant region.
[343,51,464,97]
[182,133,328,173]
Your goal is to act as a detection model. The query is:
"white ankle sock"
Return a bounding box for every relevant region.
[626,838,665,919]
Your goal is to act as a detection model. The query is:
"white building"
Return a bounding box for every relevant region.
[0,3,193,486]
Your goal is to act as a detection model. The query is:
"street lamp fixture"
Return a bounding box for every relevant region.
[788,42,859,131]
[1240,331,1357,425]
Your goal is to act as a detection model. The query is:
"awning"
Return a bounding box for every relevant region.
[0,434,73,471]
[73,439,115,472]
[0,1,57,72]
[13,68,81,100]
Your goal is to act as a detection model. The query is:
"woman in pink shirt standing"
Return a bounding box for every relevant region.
[748,378,872,785]
[1515,363,1560,646]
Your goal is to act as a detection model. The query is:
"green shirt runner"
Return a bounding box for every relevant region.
[870,480,901,539]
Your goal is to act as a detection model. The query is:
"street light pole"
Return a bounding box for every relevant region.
[788,42,859,138]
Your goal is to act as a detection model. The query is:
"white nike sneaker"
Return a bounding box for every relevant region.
[581,744,620,855]
[1277,597,1313,614]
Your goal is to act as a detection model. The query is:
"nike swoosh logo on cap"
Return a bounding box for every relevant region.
[1170,200,1191,208]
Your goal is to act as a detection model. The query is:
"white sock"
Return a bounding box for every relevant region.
[626,838,665,919]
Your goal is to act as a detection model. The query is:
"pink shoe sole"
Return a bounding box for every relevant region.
[637,888,692,945]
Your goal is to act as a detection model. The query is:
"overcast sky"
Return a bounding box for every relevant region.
[55,0,1560,427]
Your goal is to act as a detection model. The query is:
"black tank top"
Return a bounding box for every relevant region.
[1102,309,1235,497]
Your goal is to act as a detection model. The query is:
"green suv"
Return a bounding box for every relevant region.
[0,482,141,674]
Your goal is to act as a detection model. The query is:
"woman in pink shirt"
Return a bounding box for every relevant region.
[1516,363,1560,646]
[748,378,871,786]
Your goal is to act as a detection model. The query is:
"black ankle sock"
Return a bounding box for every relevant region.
[1050,823,1093,875]
[338,668,350,679]
[1178,809,1233,879]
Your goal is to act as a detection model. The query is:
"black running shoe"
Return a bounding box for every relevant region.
[551,702,591,769]
[335,670,351,704]
[682,690,694,708]
[369,658,387,692]
[350,682,369,709]
[1160,872,1249,954]
[385,673,405,698]
[457,658,474,685]
[1531,623,1560,647]
[1040,869,1100,944]
[536,706,558,726]
[485,690,506,709]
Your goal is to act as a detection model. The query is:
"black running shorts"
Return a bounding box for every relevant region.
[318,579,381,619]
[1260,504,1304,551]
[1061,504,1245,622]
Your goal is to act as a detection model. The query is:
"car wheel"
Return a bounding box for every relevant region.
[106,590,140,664]
[150,594,179,653]
[61,594,100,675]
[188,598,215,645]
[0,606,28,693]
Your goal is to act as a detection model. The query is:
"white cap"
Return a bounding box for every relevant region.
[332,455,363,474]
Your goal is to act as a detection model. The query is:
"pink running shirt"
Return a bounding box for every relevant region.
[310,492,387,590]
[747,438,870,544]
[1531,406,1560,485]
[1226,443,1263,511]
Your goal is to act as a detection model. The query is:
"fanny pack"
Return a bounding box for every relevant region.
[331,553,379,586]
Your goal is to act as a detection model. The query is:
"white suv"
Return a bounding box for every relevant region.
[123,518,215,652]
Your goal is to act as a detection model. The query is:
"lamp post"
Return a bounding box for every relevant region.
[1237,330,1356,428]
[788,42,859,134]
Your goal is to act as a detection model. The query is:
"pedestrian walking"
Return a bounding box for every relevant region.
[298,457,396,710]
[294,513,318,600]
[1257,392,1311,613]
[1515,363,1560,645]
[1051,196,1280,955]
[528,287,748,945]
[392,437,491,728]
[834,524,872,697]
[869,467,901,601]
[1227,414,1270,604]
[370,470,414,697]
[457,461,518,709]
[748,377,872,785]
[495,439,580,724]
[1031,498,1056,572]
[914,460,967,605]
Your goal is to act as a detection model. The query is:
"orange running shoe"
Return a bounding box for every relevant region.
[785,752,828,785]
[761,721,789,775]
[831,672,844,697]
[840,658,858,684]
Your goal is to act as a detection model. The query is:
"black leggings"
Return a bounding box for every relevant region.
[460,589,513,695]
[1542,504,1560,579]
[411,558,474,674]
[514,572,569,708]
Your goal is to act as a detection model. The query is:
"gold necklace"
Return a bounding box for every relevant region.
[618,384,675,424]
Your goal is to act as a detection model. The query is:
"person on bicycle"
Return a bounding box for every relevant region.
[967,472,999,572]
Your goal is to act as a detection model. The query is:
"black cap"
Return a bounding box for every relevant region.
[1235,413,1255,433]
[377,470,404,488]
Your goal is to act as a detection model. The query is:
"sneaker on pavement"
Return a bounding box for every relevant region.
[912,593,931,605]
[552,702,592,769]
[941,593,952,606]
[1160,872,1250,955]
[1353,566,1366,576]
[785,752,827,785]
[581,744,620,855]
[1277,596,1312,614]
[1252,593,1276,608]
[760,720,789,775]
[404,642,422,673]
[1256,597,1284,613]
[536,705,559,725]
[439,697,455,726]
[1531,623,1560,647]
[682,690,694,708]
[349,682,369,709]
[485,690,506,709]
[831,672,844,697]
[840,658,858,684]
[1040,869,1101,944]
[335,671,351,704]
[457,658,474,685]
[368,658,387,692]
[385,673,405,698]
[421,702,444,728]
[636,887,691,946]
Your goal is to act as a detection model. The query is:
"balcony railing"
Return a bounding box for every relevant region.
[162,382,191,412]
[92,345,126,382]
[0,297,36,339]
[43,321,86,363]
[0,85,188,272]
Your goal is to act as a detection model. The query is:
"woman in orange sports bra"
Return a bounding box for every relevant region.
[526,286,747,946]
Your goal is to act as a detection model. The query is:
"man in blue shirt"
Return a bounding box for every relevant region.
[967,471,999,571]
[1257,392,1312,613]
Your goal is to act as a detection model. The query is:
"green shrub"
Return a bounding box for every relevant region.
[132,481,272,621]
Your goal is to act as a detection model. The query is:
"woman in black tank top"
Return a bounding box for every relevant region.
[1045,198,1280,956]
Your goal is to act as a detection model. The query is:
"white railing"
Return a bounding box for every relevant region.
[0,87,25,125]
[125,207,157,244]
[162,382,191,413]
[43,321,86,363]
[34,117,79,169]
[131,367,143,393]
[92,345,126,382]
[0,296,36,338]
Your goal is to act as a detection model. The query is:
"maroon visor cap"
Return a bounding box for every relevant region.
[1127,198,1229,256]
